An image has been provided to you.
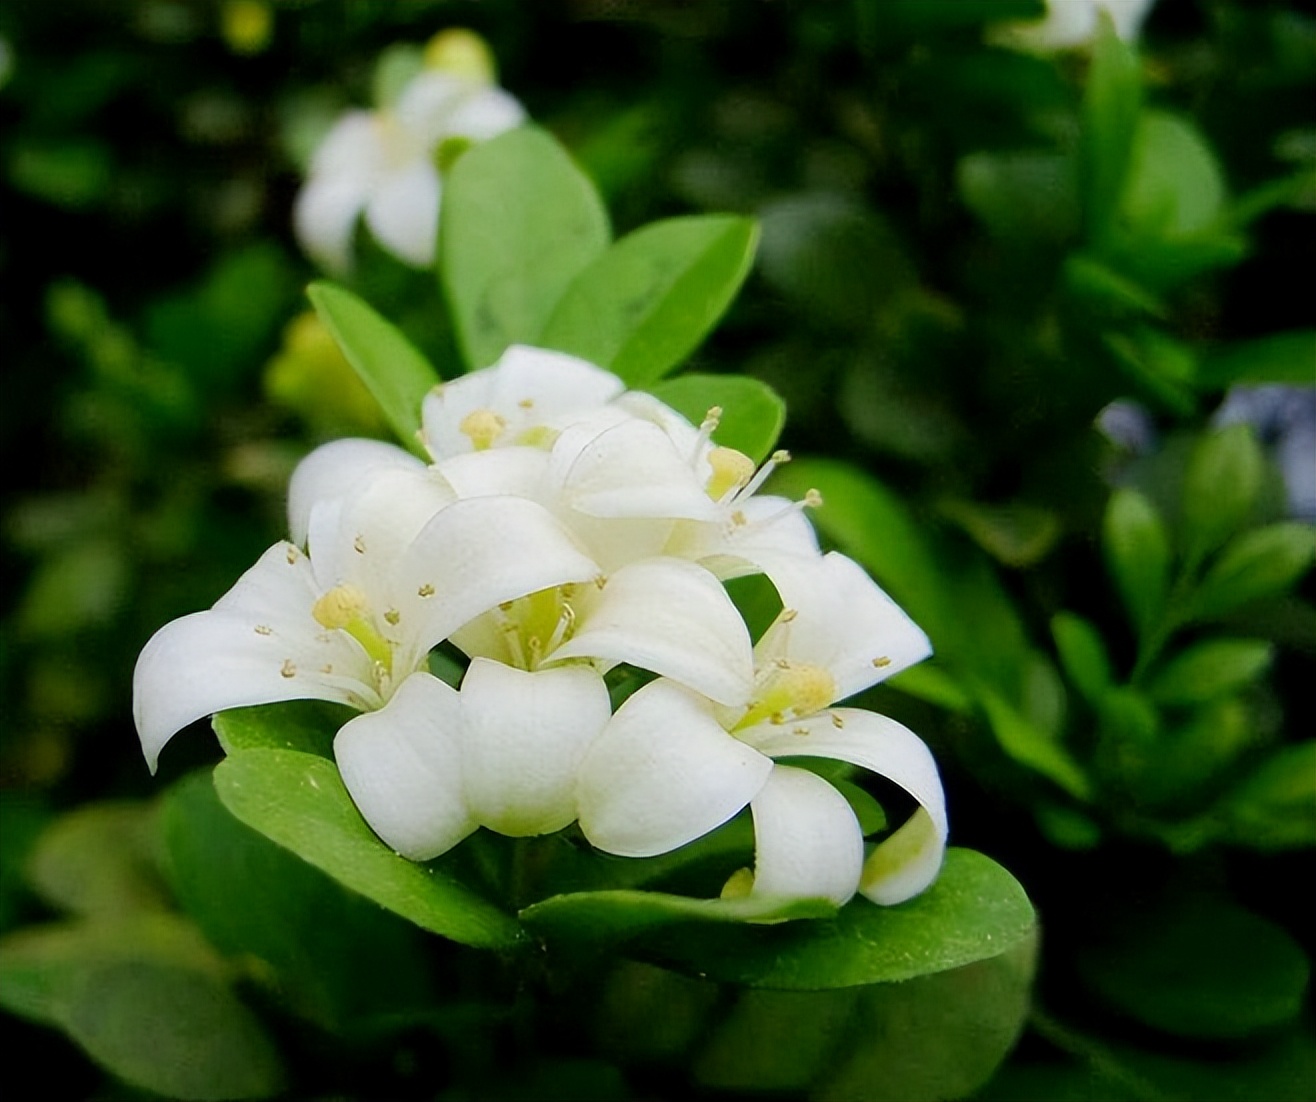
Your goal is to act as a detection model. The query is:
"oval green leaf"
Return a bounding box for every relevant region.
[213,749,523,949]
[538,215,758,387]
[1103,487,1171,637]
[307,281,440,454]
[648,373,785,463]
[1192,523,1316,620]
[439,126,610,370]
[1145,637,1273,707]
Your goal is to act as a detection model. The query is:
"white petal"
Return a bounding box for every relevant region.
[665,495,822,581]
[434,447,550,499]
[393,71,467,145]
[334,672,477,860]
[459,658,611,836]
[550,419,720,522]
[294,176,370,273]
[364,160,441,269]
[442,85,526,141]
[552,557,754,706]
[748,766,863,906]
[330,467,457,592]
[287,439,425,547]
[577,679,773,857]
[421,345,625,456]
[740,708,948,905]
[134,544,373,771]
[307,111,387,182]
[759,552,931,701]
[394,497,600,668]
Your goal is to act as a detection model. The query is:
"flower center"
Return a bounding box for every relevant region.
[706,447,757,501]
[494,585,578,670]
[312,584,394,675]
[734,661,837,730]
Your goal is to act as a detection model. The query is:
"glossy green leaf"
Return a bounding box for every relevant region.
[307,281,440,454]
[213,749,523,949]
[1182,424,1265,566]
[1121,111,1227,238]
[1080,14,1144,245]
[1192,523,1316,620]
[519,889,836,949]
[25,802,170,919]
[1102,328,1197,416]
[980,689,1093,800]
[1214,742,1316,850]
[1199,330,1316,387]
[1063,253,1165,319]
[539,215,758,387]
[940,499,1062,568]
[640,848,1034,990]
[1051,612,1115,707]
[212,699,353,760]
[648,373,785,463]
[160,771,432,1031]
[1145,638,1273,707]
[439,126,610,370]
[1103,487,1171,637]
[1077,895,1310,1038]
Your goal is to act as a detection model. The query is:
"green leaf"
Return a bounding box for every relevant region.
[1080,14,1144,246]
[1182,424,1265,566]
[519,889,836,949]
[1102,328,1197,416]
[980,690,1093,800]
[1063,253,1165,319]
[307,281,440,454]
[1051,612,1115,707]
[639,848,1035,990]
[1214,742,1316,850]
[1076,894,1310,1038]
[648,373,785,463]
[539,215,758,387]
[1192,523,1316,620]
[25,802,171,919]
[212,699,353,760]
[160,771,433,1031]
[1120,112,1228,238]
[1103,487,1171,637]
[957,150,1079,243]
[940,499,1062,568]
[1199,330,1316,388]
[0,915,284,1100]
[1145,638,1273,707]
[440,126,610,370]
[213,749,523,949]
[64,960,286,1100]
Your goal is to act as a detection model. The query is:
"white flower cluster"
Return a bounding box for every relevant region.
[134,347,948,909]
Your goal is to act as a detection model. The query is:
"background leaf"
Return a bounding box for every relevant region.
[539,214,758,387]
[648,373,786,463]
[440,126,610,370]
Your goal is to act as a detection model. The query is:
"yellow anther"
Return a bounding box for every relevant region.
[706,447,756,501]
[872,656,891,668]
[353,535,366,554]
[254,624,273,636]
[418,583,435,598]
[285,546,300,564]
[770,449,792,466]
[700,406,724,433]
[281,660,297,679]
[312,585,371,630]
[518,398,535,409]
[458,408,507,450]
[831,713,845,728]
[735,662,837,731]
[804,489,823,508]
[384,609,401,626]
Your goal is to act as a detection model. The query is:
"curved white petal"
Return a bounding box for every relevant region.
[740,708,948,904]
[364,160,441,269]
[287,439,426,547]
[551,419,719,522]
[442,85,526,142]
[459,658,610,836]
[394,496,600,667]
[393,71,467,145]
[135,545,375,771]
[434,446,550,500]
[307,111,387,182]
[421,345,625,457]
[334,672,477,860]
[612,390,705,457]
[665,496,822,581]
[759,551,931,701]
[552,557,754,706]
[294,176,371,274]
[577,679,773,857]
[748,766,863,906]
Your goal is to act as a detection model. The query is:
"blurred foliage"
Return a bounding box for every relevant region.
[1,0,1313,1098]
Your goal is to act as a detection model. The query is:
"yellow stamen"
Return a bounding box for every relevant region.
[311,585,392,671]
[459,408,507,451]
[706,447,756,501]
[734,662,837,730]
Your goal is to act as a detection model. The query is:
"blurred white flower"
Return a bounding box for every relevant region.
[991,0,1157,52]
[294,34,524,272]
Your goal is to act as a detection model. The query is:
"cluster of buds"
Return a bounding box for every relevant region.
[135,347,947,910]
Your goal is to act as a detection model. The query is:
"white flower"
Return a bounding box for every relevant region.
[294,64,524,272]
[333,658,612,860]
[576,552,947,907]
[990,0,1156,51]
[133,452,600,771]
